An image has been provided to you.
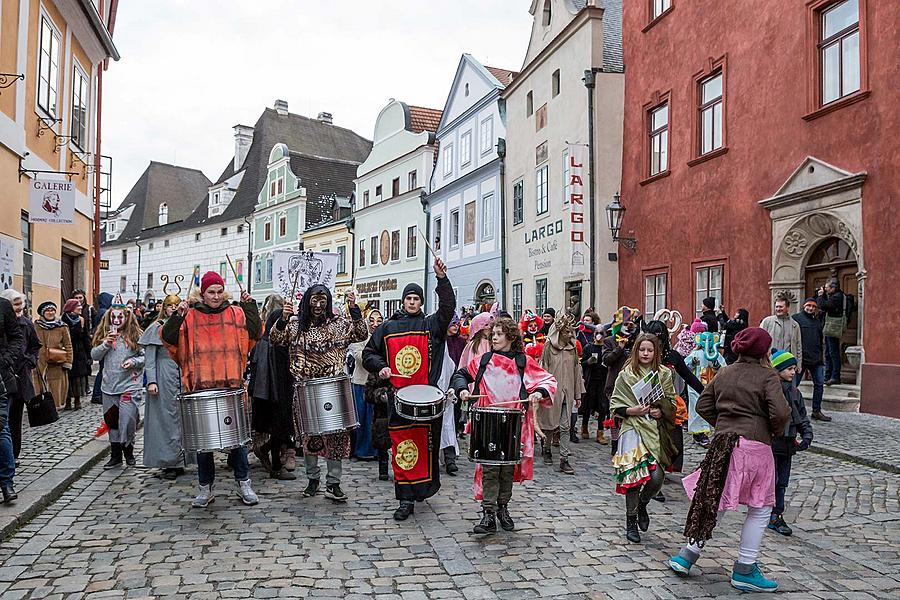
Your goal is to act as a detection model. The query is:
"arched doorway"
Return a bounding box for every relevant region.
[804,237,859,383]
[474,281,496,312]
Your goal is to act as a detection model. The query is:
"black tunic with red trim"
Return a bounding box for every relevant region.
[363,276,456,501]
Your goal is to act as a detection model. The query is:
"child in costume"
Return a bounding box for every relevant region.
[602,306,642,455]
[685,324,725,448]
[519,312,545,357]
[91,295,145,469]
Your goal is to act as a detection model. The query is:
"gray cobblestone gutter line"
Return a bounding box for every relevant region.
[808,445,900,475]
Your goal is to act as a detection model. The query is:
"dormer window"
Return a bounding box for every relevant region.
[107,221,116,233]
[158,203,168,226]
[211,192,220,205]
[542,0,552,27]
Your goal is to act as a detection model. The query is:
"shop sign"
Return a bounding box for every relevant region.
[567,143,586,274]
[29,178,75,224]
[357,277,398,298]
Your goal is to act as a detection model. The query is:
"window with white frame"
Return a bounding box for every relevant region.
[535,165,549,215]
[358,239,365,267]
[433,216,442,252]
[71,64,89,149]
[512,283,523,321]
[512,180,524,225]
[695,265,724,314]
[38,15,61,117]
[254,260,262,284]
[264,221,271,241]
[652,0,671,19]
[158,203,168,226]
[450,209,460,247]
[460,131,472,166]
[479,117,493,154]
[444,144,454,176]
[337,246,346,274]
[649,103,669,176]
[370,236,377,266]
[820,0,860,105]
[481,193,494,240]
[644,273,667,316]
[390,230,400,261]
[408,170,417,190]
[700,72,723,155]
[407,226,417,258]
[265,257,274,282]
[535,278,548,314]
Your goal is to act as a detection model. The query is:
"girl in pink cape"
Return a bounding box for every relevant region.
[451,316,557,534]
[458,303,498,368]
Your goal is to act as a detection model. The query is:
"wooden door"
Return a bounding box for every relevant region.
[61,252,76,304]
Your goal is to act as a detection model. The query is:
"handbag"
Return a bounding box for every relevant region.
[47,347,68,365]
[26,369,60,427]
[823,295,847,338]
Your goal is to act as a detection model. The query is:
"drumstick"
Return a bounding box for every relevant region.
[418,228,438,258]
[390,372,413,379]
[185,265,198,297]
[225,254,244,293]
[488,398,531,406]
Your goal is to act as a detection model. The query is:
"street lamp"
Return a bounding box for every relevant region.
[606,192,636,251]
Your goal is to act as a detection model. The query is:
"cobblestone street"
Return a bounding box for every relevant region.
[1,418,898,600]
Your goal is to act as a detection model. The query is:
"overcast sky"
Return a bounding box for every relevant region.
[103,1,535,208]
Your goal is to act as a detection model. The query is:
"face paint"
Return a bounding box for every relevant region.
[310,293,328,316]
[110,308,125,333]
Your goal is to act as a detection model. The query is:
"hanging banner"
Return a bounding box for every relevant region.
[29,178,76,224]
[273,250,339,301]
[567,144,586,275]
[0,237,14,290]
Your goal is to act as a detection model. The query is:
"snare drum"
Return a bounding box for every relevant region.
[294,374,358,435]
[179,388,251,453]
[394,385,446,421]
[468,405,524,465]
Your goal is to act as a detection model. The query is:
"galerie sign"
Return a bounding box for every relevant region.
[29,178,76,224]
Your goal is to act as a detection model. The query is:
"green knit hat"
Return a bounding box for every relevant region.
[771,349,798,371]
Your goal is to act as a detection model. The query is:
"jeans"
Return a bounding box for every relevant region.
[305,454,342,485]
[351,383,375,458]
[773,452,792,516]
[481,464,515,512]
[625,464,665,516]
[197,447,249,486]
[0,421,15,488]
[824,336,842,383]
[798,363,825,412]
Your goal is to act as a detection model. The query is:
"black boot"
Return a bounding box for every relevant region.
[569,414,579,443]
[541,438,552,465]
[496,505,515,531]
[626,515,641,543]
[1,483,17,504]
[123,445,136,467]
[103,443,123,469]
[378,458,389,481]
[637,501,650,532]
[393,501,415,521]
[473,511,497,534]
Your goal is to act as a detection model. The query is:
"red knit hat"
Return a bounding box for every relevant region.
[731,327,772,359]
[200,271,225,293]
[63,299,81,313]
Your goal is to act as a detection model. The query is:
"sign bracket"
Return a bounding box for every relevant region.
[18,157,79,182]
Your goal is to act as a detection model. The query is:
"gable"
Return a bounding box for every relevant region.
[523,0,583,66]
[772,157,859,197]
[440,56,501,127]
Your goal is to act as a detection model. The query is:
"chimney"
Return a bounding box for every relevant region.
[317,111,333,125]
[274,99,289,116]
[233,124,254,171]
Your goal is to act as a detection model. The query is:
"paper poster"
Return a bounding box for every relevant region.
[29,178,76,224]
[0,238,14,290]
[273,250,339,300]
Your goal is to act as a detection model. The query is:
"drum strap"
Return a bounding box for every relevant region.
[472,352,528,401]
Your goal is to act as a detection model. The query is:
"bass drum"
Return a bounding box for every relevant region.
[295,374,358,435]
[468,405,524,465]
[180,388,251,453]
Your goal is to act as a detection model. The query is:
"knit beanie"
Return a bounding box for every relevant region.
[402,282,424,301]
[63,299,81,313]
[702,296,716,310]
[804,298,818,309]
[731,327,772,359]
[771,349,798,372]
[200,271,225,293]
[689,318,708,334]
[37,301,57,317]
[543,307,556,318]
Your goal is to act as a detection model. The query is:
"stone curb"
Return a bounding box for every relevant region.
[808,444,900,475]
[0,438,110,542]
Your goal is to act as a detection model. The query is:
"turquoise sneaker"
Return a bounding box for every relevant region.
[731,562,778,592]
[668,555,694,577]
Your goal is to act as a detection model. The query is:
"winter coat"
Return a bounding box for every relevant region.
[760,314,802,359]
[364,372,393,451]
[537,326,584,430]
[816,290,846,319]
[63,313,93,378]
[772,379,813,456]
[0,297,24,398]
[12,315,41,406]
[722,311,749,365]
[33,321,73,409]
[696,356,790,445]
[700,309,724,333]
[792,311,824,366]
[248,309,294,439]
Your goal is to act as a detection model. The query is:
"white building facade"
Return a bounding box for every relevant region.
[503,0,624,319]
[425,55,512,312]
[353,101,441,315]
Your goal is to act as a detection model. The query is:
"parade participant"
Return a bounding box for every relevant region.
[62,298,91,410]
[452,317,556,534]
[362,257,456,521]
[439,313,467,475]
[0,290,38,459]
[537,314,583,473]
[768,349,813,537]
[610,333,676,543]
[91,296,145,469]
[91,292,114,405]
[34,301,73,409]
[520,312,545,354]
[722,308,750,365]
[602,306,642,454]
[271,285,367,501]
[348,306,380,461]
[580,326,609,443]
[668,327,789,592]
[540,307,555,336]
[139,281,185,480]
[459,308,497,370]
[161,271,262,507]
[685,328,726,448]
[364,363,393,481]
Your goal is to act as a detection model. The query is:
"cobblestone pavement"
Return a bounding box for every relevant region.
[805,411,900,472]
[0,425,898,599]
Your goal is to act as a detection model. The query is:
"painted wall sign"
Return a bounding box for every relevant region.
[567,143,586,275]
[29,178,75,224]
[524,219,564,244]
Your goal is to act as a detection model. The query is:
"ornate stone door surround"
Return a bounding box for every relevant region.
[759,156,867,356]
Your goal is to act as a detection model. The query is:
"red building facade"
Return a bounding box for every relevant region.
[619,0,899,415]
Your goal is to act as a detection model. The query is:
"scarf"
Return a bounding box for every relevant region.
[62,312,81,328]
[683,432,740,546]
[37,317,65,330]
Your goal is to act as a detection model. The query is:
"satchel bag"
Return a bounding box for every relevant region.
[26,369,60,427]
[823,295,847,339]
[46,347,68,365]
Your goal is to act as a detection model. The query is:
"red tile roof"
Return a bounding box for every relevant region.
[485,66,518,86]
[408,105,443,133]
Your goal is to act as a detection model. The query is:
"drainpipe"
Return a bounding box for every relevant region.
[92,65,103,300]
[419,190,430,309]
[583,68,599,311]
[135,241,142,300]
[497,137,507,312]
[244,216,252,294]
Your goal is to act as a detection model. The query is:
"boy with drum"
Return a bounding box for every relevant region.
[362,258,456,521]
[451,317,557,534]
[161,271,262,508]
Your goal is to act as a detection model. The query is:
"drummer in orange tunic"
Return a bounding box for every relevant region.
[363,257,456,521]
[270,285,367,502]
[451,317,557,534]
[161,271,263,508]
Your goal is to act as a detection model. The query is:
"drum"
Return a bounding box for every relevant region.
[468,405,524,465]
[394,385,446,421]
[294,374,358,435]
[179,388,251,453]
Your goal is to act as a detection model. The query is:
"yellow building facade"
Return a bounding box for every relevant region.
[300,218,353,303]
[0,0,118,313]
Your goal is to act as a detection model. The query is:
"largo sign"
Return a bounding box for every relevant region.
[567,144,585,274]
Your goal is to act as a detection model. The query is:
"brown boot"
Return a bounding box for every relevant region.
[581,422,589,439]
[74,397,82,410]
[64,399,72,411]
[597,429,608,445]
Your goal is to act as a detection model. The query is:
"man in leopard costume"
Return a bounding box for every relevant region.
[270,284,367,502]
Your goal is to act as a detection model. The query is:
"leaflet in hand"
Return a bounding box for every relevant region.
[631,370,663,407]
